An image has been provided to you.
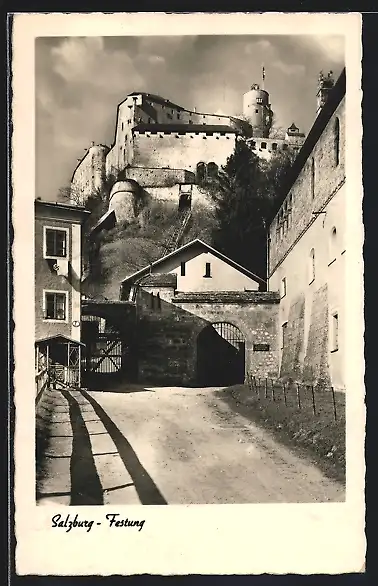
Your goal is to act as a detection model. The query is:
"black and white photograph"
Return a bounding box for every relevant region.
[12,12,365,576]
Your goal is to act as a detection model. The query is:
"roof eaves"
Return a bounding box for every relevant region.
[120,238,265,286]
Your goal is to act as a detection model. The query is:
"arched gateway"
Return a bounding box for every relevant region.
[196,322,246,386]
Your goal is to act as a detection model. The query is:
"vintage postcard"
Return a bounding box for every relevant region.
[12,12,365,575]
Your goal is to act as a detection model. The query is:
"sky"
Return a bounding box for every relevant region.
[36,35,345,201]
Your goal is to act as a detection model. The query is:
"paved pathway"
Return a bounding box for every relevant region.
[36,385,345,505]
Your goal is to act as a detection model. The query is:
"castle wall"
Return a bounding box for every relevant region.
[144,185,215,208]
[71,145,108,204]
[268,96,346,390]
[136,289,279,385]
[132,131,236,173]
[124,167,195,187]
[269,98,345,270]
[105,94,240,179]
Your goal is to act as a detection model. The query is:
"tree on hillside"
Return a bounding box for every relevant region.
[211,138,292,281]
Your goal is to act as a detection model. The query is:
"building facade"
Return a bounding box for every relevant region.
[35,199,90,342]
[119,239,280,385]
[268,68,346,391]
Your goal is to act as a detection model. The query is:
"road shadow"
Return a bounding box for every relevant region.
[60,390,104,505]
[81,390,167,505]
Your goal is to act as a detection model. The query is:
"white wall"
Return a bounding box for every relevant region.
[269,186,345,389]
[152,248,259,292]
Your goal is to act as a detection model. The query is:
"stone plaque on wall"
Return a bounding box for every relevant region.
[253,343,270,352]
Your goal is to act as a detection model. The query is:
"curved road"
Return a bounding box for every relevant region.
[37,386,344,505]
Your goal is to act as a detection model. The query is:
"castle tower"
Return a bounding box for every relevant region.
[242,80,274,139]
[316,70,335,115]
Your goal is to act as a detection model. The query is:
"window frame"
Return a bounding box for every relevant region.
[43,225,69,260]
[281,321,288,350]
[310,157,315,199]
[204,262,212,278]
[43,289,69,323]
[280,277,287,299]
[180,261,186,277]
[309,248,316,284]
[328,226,337,266]
[330,311,339,353]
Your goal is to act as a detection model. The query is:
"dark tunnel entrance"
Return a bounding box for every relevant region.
[196,322,246,386]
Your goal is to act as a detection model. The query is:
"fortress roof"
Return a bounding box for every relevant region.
[127,92,184,111]
[133,123,237,134]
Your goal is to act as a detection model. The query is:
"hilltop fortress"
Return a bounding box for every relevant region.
[69,75,323,231]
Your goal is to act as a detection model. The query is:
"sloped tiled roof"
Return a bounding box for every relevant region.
[120,238,266,288]
[139,273,177,288]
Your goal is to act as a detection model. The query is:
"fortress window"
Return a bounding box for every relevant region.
[261,142,267,149]
[256,97,263,104]
[204,262,212,278]
[255,109,259,114]
[280,277,287,299]
[196,162,206,184]
[309,248,316,284]
[281,322,288,350]
[177,113,181,119]
[207,162,218,180]
[180,262,186,276]
[334,117,340,166]
[121,122,124,131]
[329,226,337,265]
[251,141,256,149]
[311,157,315,199]
[287,195,293,228]
[330,312,339,352]
[272,143,277,150]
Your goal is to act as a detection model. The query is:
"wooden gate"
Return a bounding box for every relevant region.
[81,315,127,387]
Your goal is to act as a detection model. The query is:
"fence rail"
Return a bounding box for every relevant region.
[35,368,49,403]
[245,374,341,421]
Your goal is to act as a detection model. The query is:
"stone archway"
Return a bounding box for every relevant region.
[196,322,246,386]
